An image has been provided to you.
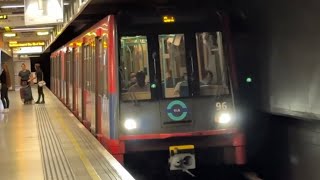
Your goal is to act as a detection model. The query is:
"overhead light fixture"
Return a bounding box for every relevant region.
[12,27,54,32]
[63,2,70,5]
[4,33,16,37]
[37,31,49,36]
[0,5,24,9]
[4,26,11,32]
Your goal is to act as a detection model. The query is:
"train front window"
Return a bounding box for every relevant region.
[196,32,230,96]
[120,36,151,101]
[158,34,189,98]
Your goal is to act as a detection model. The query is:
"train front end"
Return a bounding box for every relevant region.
[116,9,245,168]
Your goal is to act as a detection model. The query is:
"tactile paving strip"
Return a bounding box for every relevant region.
[35,105,75,180]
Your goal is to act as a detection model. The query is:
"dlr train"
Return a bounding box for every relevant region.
[50,8,245,168]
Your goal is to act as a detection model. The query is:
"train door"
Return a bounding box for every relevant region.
[66,49,70,107]
[58,53,62,98]
[54,55,58,96]
[151,33,195,127]
[51,58,53,93]
[75,46,82,119]
[83,40,96,132]
[61,51,66,102]
[72,47,77,115]
[95,35,110,137]
[55,56,58,96]
[63,52,67,103]
[54,56,57,95]
[50,58,53,92]
[66,48,73,109]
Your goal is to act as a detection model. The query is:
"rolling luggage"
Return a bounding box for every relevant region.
[20,85,33,104]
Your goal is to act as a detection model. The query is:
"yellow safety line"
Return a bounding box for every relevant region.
[54,108,100,180]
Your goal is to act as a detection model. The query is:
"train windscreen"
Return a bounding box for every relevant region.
[120,36,151,101]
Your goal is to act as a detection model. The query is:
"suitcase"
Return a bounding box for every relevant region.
[20,85,33,104]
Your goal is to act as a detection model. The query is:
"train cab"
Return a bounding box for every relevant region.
[116,9,245,166]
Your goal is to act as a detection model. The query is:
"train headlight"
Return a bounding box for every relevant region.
[217,112,231,124]
[124,119,137,130]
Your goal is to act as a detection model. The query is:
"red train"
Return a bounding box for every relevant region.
[51,8,245,170]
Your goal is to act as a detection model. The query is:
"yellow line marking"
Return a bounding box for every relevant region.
[53,108,100,180]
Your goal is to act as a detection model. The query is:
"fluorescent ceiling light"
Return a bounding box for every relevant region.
[12,27,54,32]
[4,33,16,37]
[1,5,24,9]
[63,2,70,5]
[37,31,49,36]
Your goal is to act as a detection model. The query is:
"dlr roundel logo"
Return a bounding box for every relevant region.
[166,100,188,121]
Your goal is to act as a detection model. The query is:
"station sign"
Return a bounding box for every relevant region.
[9,41,45,47]
[13,46,43,54]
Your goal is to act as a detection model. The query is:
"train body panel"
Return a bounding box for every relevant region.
[120,96,235,135]
[50,9,245,165]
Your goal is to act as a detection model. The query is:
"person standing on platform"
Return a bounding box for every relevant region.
[0,63,11,112]
[19,63,33,104]
[34,63,45,104]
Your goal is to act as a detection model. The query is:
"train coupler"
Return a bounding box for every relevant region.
[168,145,196,177]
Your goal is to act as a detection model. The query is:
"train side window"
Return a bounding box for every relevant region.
[195,32,230,96]
[120,36,151,101]
[158,34,189,98]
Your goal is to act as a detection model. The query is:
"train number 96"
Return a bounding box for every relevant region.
[216,102,227,110]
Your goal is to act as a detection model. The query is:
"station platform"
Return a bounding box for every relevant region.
[0,86,134,180]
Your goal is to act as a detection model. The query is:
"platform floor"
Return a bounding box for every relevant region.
[0,86,134,180]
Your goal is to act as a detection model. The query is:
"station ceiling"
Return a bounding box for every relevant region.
[0,0,246,53]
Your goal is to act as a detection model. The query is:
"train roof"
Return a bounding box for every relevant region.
[51,15,111,56]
